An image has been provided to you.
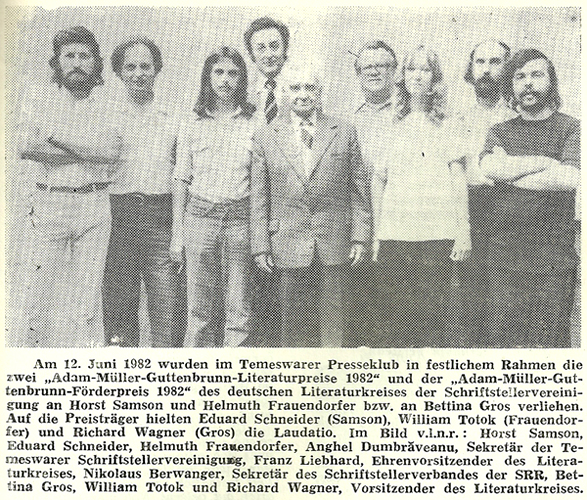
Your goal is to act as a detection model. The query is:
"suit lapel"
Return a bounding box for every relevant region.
[272,118,309,186]
[310,113,339,178]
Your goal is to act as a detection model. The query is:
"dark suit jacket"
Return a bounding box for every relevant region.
[251,111,371,268]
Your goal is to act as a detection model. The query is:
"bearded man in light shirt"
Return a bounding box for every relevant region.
[457,40,515,346]
[103,38,185,348]
[19,26,122,347]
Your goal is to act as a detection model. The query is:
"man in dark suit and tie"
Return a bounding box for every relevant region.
[251,64,371,347]
[244,16,289,125]
[244,16,290,346]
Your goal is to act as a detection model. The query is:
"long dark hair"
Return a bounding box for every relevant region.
[193,46,255,118]
[49,26,104,87]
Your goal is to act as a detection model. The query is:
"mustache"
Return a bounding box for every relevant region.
[476,75,499,85]
[65,68,89,78]
[520,89,540,99]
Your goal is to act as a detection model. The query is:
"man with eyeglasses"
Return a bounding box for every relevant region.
[350,40,398,347]
[354,41,398,159]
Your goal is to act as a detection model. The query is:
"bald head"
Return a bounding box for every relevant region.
[465,40,511,101]
[282,63,323,118]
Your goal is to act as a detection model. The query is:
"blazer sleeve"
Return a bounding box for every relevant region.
[250,130,271,256]
[348,124,372,243]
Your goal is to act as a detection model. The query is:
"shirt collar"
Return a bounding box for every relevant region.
[202,106,245,119]
[473,97,510,114]
[119,92,170,116]
[356,96,394,114]
[57,83,100,105]
[291,109,317,128]
[255,72,282,94]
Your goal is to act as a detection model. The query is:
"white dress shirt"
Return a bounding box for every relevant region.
[252,72,286,124]
[291,110,317,177]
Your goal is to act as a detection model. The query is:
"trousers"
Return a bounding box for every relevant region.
[485,265,576,348]
[278,257,347,348]
[27,188,111,347]
[102,193,185,347]
[183,196,252,347]
[376,239,454,348]
[459,186,493,346]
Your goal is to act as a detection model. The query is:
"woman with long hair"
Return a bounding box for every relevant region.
[171,47,255,347]
[372,45,470,347]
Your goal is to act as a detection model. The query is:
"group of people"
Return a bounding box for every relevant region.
[17,16,580,349]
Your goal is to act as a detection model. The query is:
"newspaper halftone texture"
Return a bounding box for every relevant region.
[4,6,581,348]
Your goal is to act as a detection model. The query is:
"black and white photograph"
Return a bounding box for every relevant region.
[4,6,581,349]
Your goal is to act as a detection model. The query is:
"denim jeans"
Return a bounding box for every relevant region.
[27,188,111,347]
[103,193,185,347]
[183,196,251,347]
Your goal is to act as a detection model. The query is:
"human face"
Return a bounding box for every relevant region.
[250,27,286,78]
[287,74,321,118]
[58,42,95,89]
[357,48,396,99]
[472,41,508,98]
[210,57,241,103]
[512,58,551,113]
[404,50,433,97]
[121,44,156,98]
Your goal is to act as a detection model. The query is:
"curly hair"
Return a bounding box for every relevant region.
[193,46,255,118]
[395,45,446,125]
[111,37,163,78]
[49,26,104,87]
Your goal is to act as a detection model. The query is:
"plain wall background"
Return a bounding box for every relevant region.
[4,6,581,344]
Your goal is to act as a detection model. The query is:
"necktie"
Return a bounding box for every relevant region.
[264,78,278,123]
[300,127,313,149]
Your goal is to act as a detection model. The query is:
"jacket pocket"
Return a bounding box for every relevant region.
[268,219,280,234]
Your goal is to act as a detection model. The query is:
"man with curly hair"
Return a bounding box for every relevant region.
[18,26,122,346]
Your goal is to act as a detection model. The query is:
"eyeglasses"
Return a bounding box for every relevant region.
[359,63,394,73]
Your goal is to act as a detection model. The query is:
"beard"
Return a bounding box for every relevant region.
[517,88,550,114]
[474,75,501,99]
[61,70,95,92]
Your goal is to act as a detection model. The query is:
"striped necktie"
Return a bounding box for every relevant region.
[300,127,313,149]
[264,78,278,123]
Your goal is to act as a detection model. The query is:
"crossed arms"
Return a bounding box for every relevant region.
[480,125,580,192]
[18,100,122,167]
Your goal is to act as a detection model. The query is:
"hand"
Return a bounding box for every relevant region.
[450,230,471,262]
[169,234,184,264]
[254,252,274,273]
[492,145,507,158]
[372,239,380,262]
[349,243,366,266]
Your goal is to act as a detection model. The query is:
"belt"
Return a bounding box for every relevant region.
[37,182,110,194]
[187,194,249,219]
[111,192,171,205]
